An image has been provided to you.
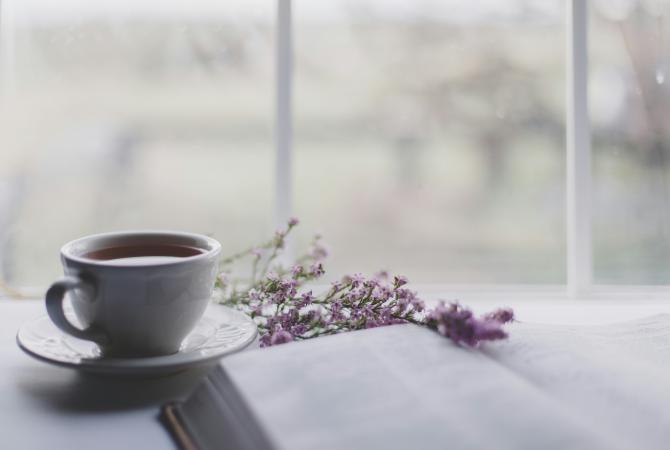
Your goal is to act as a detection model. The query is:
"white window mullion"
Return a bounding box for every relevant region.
[275,0,293,234]
[566,0,592,298]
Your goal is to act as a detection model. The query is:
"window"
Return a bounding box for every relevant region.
[591,0,670,284]
[293,1,565,284]
[0,0,275,286]
[0,0,665,296]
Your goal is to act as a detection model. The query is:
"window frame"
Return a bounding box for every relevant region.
[272,0,627,299]
[0,0,659,299]
[566,0,592,298]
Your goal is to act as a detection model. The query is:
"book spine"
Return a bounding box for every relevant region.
[160,402,200,450]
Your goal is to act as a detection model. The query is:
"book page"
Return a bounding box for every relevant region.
[484,314,670,450]
[221,324,627,450]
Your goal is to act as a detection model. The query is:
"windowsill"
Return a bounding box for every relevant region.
[5,284,670,327]
[6,283,670,301]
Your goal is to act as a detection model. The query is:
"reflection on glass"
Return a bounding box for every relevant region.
[0,1,274,286]
[294,0,565,283]
[592,0,670,283]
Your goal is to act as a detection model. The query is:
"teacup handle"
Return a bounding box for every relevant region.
[45,276,109,345]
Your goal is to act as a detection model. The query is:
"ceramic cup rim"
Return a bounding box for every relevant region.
[60,230,221,269]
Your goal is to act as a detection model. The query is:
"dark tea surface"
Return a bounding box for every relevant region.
[84,244,204,265]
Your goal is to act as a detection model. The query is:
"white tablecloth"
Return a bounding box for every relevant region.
[3,298,670,450]
[2,300,208,450]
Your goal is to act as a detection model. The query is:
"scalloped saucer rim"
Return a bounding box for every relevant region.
[16,304,257,376]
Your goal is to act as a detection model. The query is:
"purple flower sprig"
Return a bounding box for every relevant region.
[424,302,514,346]
[216,218,514,347]
[217,218,327,301]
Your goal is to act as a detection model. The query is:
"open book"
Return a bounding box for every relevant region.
[162,315,670,450]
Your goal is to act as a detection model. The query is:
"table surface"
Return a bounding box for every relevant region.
[4,298,670,450]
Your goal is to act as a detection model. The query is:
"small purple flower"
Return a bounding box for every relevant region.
[424,302,512,347]
[371,286,391,301]
[472,319,508,341]
[309,262,325,278]
[251,247,263,259]
[297,291,313,308]
[411,298,425,312]
[290,265,303,277]
[395,288,416,301]
[365,277,381,288]
[266,271,280,283]
[288,217,299,227]
[482,307,515,324]
[251,304,263,316]
[282,278,298,289]
[270,292,284,304]
[330,300,344,321]
[345,273,365,288]
[345,289,361,302]
[259,334,272,347]
[393,275,408,288]
[275,278,298,300]
[269,329,294,346]
[291,324,307,335]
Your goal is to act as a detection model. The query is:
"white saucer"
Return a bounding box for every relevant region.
[16,304,257,376]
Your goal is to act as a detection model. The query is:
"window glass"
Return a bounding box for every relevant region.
[0,0,274,286]
[294,0,565,283]
[591,0,670,283]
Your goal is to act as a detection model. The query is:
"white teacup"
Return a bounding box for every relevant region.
[45,231,221,357]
